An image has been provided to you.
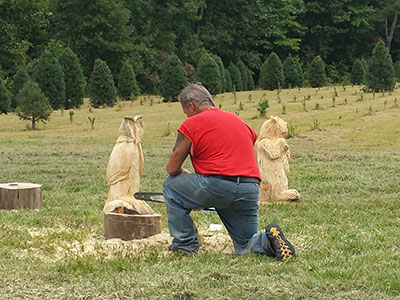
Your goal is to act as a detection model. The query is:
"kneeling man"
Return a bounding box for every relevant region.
[163,83,295,261]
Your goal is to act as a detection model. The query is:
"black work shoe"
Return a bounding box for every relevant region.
[168,244,195,256]
[266,223,296,261]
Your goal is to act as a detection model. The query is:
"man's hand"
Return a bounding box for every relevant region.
[166,132,191,176]
[181,168,191,174]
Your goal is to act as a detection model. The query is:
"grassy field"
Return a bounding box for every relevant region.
[1,85,400,299]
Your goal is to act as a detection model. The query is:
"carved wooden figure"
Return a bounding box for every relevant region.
[103,116,154,214]
[256,116,300,203]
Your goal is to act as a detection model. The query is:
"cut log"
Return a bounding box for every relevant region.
[0,183,42,210]
[104,212,162,241]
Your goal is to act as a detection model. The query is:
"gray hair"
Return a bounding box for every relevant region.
[179,83,215,107]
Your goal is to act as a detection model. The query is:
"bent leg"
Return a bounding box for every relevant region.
[217,205,274,257]
[216,205,258,254]
[245,231,275,257]
[163,174,215,254]
[213,181,274,256]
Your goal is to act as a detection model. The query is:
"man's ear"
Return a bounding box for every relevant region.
[188,101,196,112]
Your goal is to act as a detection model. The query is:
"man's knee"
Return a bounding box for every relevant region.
[162,176,174,193]
[163,174,187,194]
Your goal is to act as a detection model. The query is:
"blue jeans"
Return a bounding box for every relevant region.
[162,174,275,256]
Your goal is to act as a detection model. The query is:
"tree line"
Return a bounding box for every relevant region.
[0,38,397,129]
[0,0,399,90]
[0,0,400,127]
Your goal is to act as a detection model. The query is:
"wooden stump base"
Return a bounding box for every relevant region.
[104,212,162,241]
[0,183,42,210]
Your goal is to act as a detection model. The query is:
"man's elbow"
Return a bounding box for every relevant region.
[166,165,180,176]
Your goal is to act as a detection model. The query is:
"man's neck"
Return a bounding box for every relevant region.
[196,104,215,114]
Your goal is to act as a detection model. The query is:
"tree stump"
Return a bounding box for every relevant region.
[104,212,162,241]
[0,183,42,210]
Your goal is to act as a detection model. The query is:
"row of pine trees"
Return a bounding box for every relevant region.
[159,41,399,102]
[0,48,140,128]
[0,41,399,128]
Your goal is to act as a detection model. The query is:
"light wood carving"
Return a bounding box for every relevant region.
[103,116,154,214]
[257,116,300,203]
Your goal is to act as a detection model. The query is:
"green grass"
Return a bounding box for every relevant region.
[1,85,400,299]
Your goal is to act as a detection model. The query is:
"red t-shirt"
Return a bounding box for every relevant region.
[178,108,261,180]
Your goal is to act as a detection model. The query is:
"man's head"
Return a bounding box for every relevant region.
[179,83,215,117]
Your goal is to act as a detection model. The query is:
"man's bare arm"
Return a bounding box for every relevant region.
[173,131,186,152]
[166,132,191,176]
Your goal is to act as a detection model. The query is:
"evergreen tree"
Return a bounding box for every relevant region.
[308,56,326,88]
[195,53,222,95]
[51,0,133,80]
[394,61,400,82]
[293,56,304,87]
[118,61,140,100]
[283,56,298,88]
[88,59,117,107]
[16,80,52,129]
[224,69,233,92]
[33,50,66,110]
[247,68,255,91]
[360,58,368,84]
[258,59,269,90]
[159,54,188,102]
[236,59,248,90]
[360,58,368,72]
[10,67,29,110]
[184,63,195,83]
[228,62,242,91]
[259,52,284,90]
[212,54,226,92]
[350,59,365,85]
[0,79,11,114]
[366,42,395,91]
[59,47,86,108]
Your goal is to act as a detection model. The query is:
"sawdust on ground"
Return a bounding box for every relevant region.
[12,225,234,263]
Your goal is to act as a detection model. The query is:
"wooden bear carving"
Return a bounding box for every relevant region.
[103,116,154,214]
[257,116,300,203]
